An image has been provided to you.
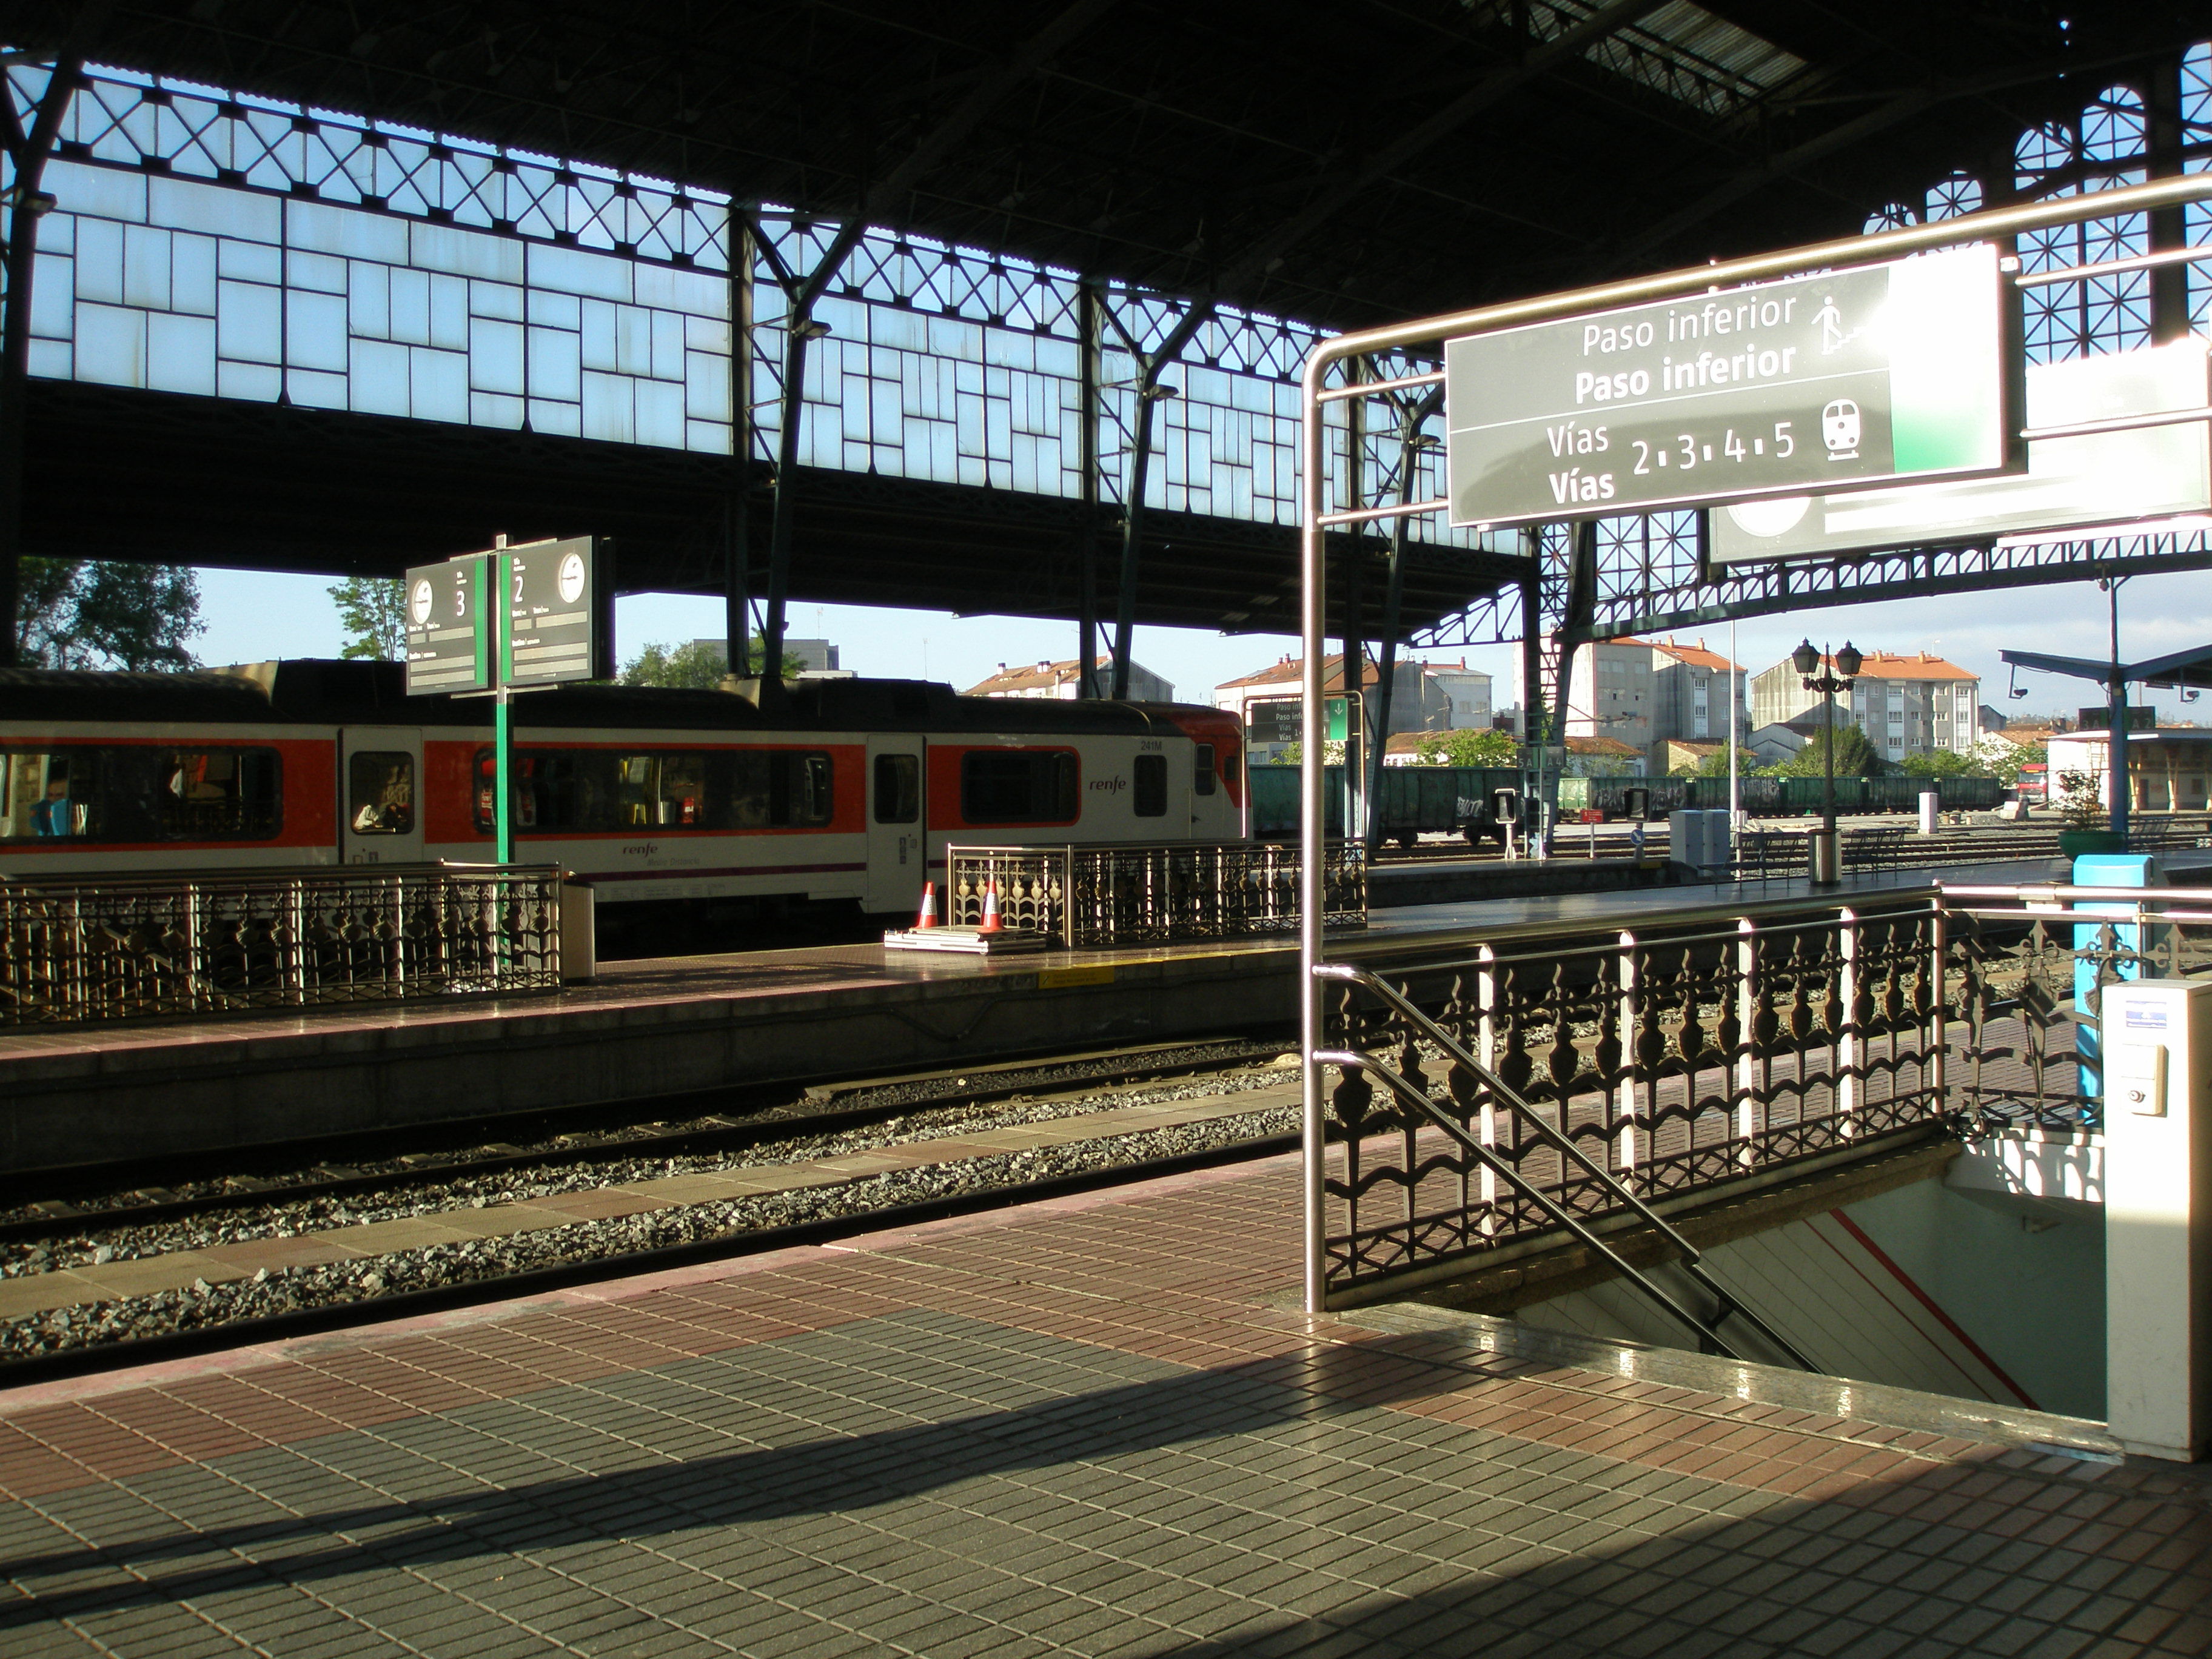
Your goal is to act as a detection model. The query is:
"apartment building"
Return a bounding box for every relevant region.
[964,656,1175,702]
[1555,636,1746,757]
[1749,649,1980,761]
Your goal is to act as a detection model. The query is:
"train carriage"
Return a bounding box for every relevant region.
[0,660,1247,927]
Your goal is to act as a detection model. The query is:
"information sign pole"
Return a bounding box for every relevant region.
[492,541,516,865]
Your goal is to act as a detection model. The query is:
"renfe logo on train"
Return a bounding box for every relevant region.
[1443,242,2018,527]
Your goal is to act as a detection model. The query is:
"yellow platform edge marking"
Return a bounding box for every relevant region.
[1036,964,1116,989]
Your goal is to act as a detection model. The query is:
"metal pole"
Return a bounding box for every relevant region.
[762,323,812,696]
[1299,346,1330,1316]
[2110,579,2131,847]
[492,546,515,865]
[1728,617,1740,829]
[1078,280,1103,698]
[1823,652,1837,838]
[726,216,756,677]
[1111,384,1156,700]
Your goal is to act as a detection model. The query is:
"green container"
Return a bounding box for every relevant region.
[2057,828,2126,857]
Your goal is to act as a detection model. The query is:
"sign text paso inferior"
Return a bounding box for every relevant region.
[1443,242,2018,527]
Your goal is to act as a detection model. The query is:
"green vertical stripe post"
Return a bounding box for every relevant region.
[494,552,515,865]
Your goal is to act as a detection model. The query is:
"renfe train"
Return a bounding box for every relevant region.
[0,660,1247,924]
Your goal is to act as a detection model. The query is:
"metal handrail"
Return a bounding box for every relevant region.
[1315,961,1817,1370]
[1313,1047,1762,1363]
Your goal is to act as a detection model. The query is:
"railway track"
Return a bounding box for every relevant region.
[0,1034,1305,1382]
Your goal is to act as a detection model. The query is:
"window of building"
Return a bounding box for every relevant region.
[873,753,920,823]
[1134,754,1168,817]
[960,749,1078,823]
[348,752,415,835]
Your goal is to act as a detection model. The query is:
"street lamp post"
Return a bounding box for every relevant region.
[1792,638,1862,884]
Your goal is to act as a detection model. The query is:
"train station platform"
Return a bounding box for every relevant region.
[1,1149,2204,1657]
[5,850,2205,1176]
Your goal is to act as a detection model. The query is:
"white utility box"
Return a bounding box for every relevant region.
[2103,978,2212,1460]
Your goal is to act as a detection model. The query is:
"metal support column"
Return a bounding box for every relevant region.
[1107,299,1212,699]
[2147,49,2191,346]
[1078,280,1104,699]
[725,216,756,677]
[0,56,78,671]
[760,220,864,695]
[1366,389,1441,846]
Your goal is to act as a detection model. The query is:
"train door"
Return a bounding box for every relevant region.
[338,728,424,864]
[865,736,926,915]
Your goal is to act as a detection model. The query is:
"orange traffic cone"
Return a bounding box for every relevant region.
[914,880,938,930]
[978,881,1002,935]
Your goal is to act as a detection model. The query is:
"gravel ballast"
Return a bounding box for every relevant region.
[0,1082,1297,1361]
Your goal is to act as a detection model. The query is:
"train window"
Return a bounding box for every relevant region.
[1193,743,1217,797]
[474,748,831,833]
[960,749,1078,824]
[1134,754,1168,817]
[158,749,281,840]
[347,752,415,835]
[770,752,834,827]
[1,751,97,838]
[873,754,919,823]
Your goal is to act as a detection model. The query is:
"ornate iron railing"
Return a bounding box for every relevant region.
[0,863,563,1025]
[1940,882,2212,1134]
[1315,894,1958,1301]
[946,840,1366,947]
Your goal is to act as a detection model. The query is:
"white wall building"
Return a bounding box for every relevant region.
[965,656,1175,701]
[1552,635,1745,758]
[1751,649,1980,763]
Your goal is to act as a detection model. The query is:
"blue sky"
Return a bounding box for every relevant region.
[192,562,2212,726]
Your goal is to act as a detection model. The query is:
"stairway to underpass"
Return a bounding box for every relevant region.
[1318,876,2210,1461]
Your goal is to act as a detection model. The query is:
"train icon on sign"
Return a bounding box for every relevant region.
[1822,399,1861,461]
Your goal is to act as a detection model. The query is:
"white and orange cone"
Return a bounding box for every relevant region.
[914,880,939,930]
[978,881,1002,935]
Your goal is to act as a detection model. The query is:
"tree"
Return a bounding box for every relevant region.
[15,557,202,671]
[1408,727,1519,767]
[1674,745,1758,779]
[1775,722,1885,777]
[1897,747,1977,779]
[620,639,803,688]
[329,577,408,661]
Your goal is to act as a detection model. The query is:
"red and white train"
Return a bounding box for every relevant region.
[0,660,1247,923]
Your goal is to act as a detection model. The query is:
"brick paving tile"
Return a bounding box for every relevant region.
[0,1161,2206,1658]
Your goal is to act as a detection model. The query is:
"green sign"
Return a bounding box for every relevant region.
[404,537,612,863]
[403,555,492,694]
[501,536,614,687]
[1444,242,2016,527]
[2081,706,2158,732]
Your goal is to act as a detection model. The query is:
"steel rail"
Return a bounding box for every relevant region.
[0,1130,1302,1389]
[1313,963,1817,1369]
[1298,168,2212,1314]
[0,1038,1290,1239]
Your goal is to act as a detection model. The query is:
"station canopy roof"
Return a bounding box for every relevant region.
[10,3,2207,639]
[18,1,2193,329]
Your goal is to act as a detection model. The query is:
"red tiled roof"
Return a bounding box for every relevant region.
[1217,654,1378,692]
[1647,637,1740,672]
[1850,651,1977,682]
[962,655,1107,695]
